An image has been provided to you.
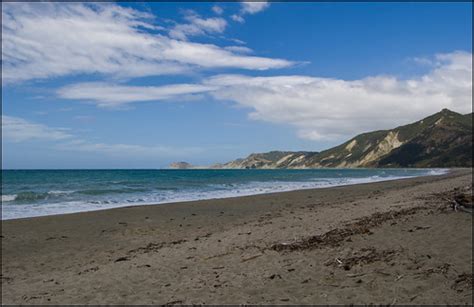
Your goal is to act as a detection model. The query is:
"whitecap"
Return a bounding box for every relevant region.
[1,194,17,202]
[48,190,75,195]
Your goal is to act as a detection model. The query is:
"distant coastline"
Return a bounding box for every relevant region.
[171,109,472,170]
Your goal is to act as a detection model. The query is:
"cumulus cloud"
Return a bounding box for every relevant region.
[2,115,72,142]
[231,14,245,23]
[241,2,270,14]
[232,1,270,23]
[57,83,217,108]
[57,51,472,141]
[204,51,472,140]
[2,2,292,83]
[169,11,227,40]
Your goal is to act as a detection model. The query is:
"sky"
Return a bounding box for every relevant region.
[1,2,472,169]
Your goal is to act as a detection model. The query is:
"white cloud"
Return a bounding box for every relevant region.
[204,51,472,140]
[2,115,72,142]
[224,46,253,54]
[56,51,472,140]
[163,39,291,70]
[412,56,435,66]
[241,2,270,14]
[57,82,217,108]
[228,38,246,45]
[212,5,224,15]
[232,1,270,23]
[2,3,293,83]
[231,14,245,23]
[169,11,227,40]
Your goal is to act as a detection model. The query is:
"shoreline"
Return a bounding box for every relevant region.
[2,168,472,304]
[2,168,450,221]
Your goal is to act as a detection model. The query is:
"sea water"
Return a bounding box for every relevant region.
[1,168,447,220]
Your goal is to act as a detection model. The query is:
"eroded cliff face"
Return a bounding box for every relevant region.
[356,131,404,166]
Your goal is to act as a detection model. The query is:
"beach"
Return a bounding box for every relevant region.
[1,168,472,304]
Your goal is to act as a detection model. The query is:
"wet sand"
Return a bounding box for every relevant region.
[1,168,472,304]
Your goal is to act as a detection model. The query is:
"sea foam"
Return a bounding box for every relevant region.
[2,194,17,202]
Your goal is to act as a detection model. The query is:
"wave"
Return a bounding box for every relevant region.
[2,190,75,202]
[1,188,150,202]
[13,192,51,201]
[76,188,150,195]
[426,168,449,176]
[2,194,17,202]
[48,190,75,195]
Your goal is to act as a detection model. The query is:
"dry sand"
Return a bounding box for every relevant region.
[1,169,472,304]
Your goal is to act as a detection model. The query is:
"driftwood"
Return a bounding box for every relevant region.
[438,188,473,213]
[452,199,473,213]
[241,253,263,262]
[443,197,473,214]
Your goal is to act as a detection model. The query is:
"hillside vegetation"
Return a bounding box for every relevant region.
[209,109,472,168]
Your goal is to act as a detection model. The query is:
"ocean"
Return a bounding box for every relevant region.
[1,168,446,220]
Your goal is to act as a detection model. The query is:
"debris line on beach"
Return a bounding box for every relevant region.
[271,207,425,252]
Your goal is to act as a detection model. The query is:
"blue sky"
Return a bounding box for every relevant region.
[2,2,472,169]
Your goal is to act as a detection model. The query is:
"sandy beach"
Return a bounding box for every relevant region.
[1,168,472,305]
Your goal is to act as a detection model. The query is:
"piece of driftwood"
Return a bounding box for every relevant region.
[241,253,263,262]
[346,272,366,278]
[450,199,472,213]
[442,196,473,214]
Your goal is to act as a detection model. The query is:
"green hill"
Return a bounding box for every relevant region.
[212,109,472,169]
